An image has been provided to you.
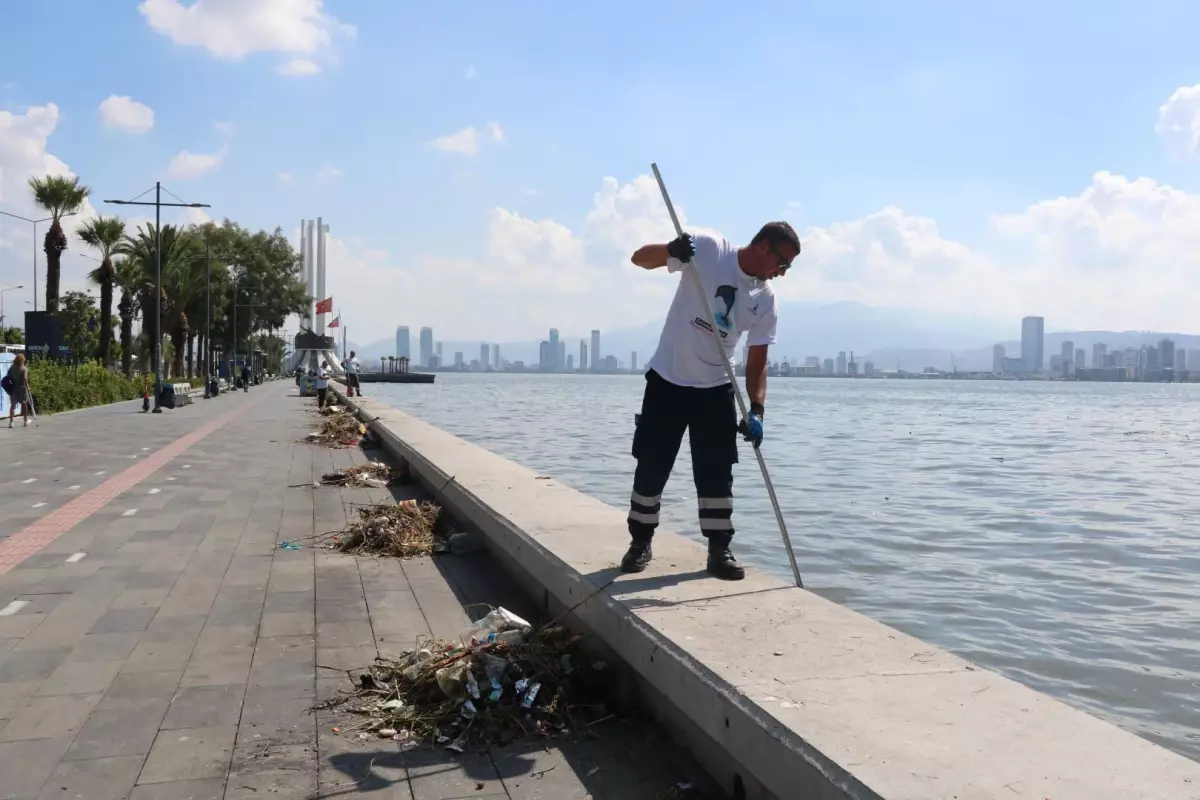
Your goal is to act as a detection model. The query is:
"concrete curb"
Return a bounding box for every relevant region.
[333,384,1200,800]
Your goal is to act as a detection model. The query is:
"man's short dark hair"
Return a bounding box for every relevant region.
[750,221,801,254]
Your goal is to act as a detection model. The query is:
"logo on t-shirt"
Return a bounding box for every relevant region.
[713,285,737,331]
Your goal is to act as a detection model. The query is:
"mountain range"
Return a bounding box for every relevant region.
[344,302,1200,372]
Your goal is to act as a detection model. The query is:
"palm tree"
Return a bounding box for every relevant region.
[162,245,207,379]
[114,259,143,379]
[118,223,187,378]
[28,175,91,313]
[77,216,126,368]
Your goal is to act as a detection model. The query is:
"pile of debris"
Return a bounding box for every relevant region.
[319,608,612,751]
[304,408,366,448]
[322,500,445,557]
[320,462,400,488]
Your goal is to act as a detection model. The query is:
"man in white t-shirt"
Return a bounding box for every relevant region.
[623,222,799,580]
[316,360,330,409]
[344,350,362,397]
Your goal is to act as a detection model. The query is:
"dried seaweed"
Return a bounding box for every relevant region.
[303,408,366,448]
[322,500,444,558]
[320,463,398,488]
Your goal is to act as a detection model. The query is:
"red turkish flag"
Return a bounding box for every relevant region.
[315,296,333,314]
[328,315,340,328]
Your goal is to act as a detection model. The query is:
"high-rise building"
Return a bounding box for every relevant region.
[631,352,638,372]
[479,343,489,369]
[566,354,574,371]
[1021,316,1044,373]
[836,351,847,375]
[436,342,444,363]
[539,341,550,370]
[1061,340,1074,377]
[590,330,601,372]
[579,341,587,372]
[454,351,464,368]
[548,329,560,371]
[492,344,500,370]
[419,327,433,367]
[1074,348,1086,371]
[557,340,565,372]
[1189,349,1200,372]
[823,358,834,374]
[395,326,410,361]
[992,344,1005,373]
[1050,353,1062,373]
[1146,345,1161,373]
[1160,338,1176,371]
[1177,349,1188,371]
[1093,342,1107,370]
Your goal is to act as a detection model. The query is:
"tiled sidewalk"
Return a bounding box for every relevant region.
[0,381,707,799]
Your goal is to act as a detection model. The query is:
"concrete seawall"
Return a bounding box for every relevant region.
[337,387,1200,800]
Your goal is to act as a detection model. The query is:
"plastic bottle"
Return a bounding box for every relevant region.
[457,607,531,645]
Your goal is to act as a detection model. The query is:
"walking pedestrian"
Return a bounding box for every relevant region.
[316,360,329,409]
[344,350,362,397]
[621,222,800,580]
[4,353,32,428]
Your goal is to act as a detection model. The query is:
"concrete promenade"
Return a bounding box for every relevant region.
[0,382,706,799]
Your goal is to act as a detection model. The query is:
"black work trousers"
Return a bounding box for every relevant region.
[627,369,739,547]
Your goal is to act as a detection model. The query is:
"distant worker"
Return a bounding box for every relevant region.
[240,362,251,393]
[316,360,330,409]
[620,223,799,581]
[344,350,362,397]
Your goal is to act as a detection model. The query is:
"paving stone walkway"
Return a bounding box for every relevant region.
[0,381,708,799]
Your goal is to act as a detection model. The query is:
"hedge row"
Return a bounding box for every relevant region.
[24,362,145,415]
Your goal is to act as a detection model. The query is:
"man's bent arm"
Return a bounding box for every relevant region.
[631,244,670,269]
[745,345,768,414]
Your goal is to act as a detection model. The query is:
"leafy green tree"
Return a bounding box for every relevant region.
[56,290,99,362]
[1,327,23,345]
[114,258,143,378]
[77,215,127,368]
[28,175,91,312]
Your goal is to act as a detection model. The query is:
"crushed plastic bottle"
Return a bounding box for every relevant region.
[457,607,532,646]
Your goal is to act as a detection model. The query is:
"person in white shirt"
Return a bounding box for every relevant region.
[622,222,799,580]
[316,360,330,408]
[344,350,362,397]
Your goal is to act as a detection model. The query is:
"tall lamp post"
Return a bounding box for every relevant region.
[0,211,78,312]
[0,285,24,344]
[104,183,209,412]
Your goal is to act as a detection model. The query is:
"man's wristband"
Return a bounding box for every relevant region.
[750,402,764,419]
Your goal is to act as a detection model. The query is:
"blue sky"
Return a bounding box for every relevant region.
[2,0,1200,345]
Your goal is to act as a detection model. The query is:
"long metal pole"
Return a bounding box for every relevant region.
[32,220,38,313]
[153,182,162,411]
[649,162,804,588]
[204,243,211,398]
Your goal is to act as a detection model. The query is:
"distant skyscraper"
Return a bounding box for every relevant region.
[1061,341,1074,377]
[1093,342,1107,370]
[419,327,433,367]
[1160,338,1176,370]
[395,326,410,361]
[1178,349,1189,371]
[557,340,565,371]
[479,343,489,368]
[590,330,600,372]
[492,344,500,370]
[992,344,1005,373]
[548,329,560,371]
[454,351,464,368]
[579,341,587,372]
[836,351,847,375]
[823,358,834,375]
[436,342,443,363]
[631,351,638,372]
[1021,316,1044,373]
[1074,348,1085,371]
[566,354,574,371]
[1189,349,1200,372]
[539,341,550,370]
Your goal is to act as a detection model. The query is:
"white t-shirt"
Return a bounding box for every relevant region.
[645,235,779,388]
[316,366,329,389]
[345,357,360,375]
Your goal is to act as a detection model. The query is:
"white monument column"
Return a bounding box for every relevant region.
[316,216,326,337]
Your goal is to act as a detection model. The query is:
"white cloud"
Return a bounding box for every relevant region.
[430,123,505,156]
[1157,84,1200,159]
[98,95,155,134]
[213,120,235,135]
[0,103,100,308]
[139,0,355,68]
[465,64,477,80]
[277,58,320,77]
[167,149,223,179]
[277,171,296,185]
[316,164,343,181]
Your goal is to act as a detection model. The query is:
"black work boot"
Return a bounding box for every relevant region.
[706,543,745,580]
[620,538,653,573]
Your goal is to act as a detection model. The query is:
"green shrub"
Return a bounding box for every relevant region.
[26,361,143,415]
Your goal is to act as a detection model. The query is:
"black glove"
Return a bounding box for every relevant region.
[666,233,695,262]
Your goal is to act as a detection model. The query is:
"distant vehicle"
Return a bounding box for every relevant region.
[0,344,25,354]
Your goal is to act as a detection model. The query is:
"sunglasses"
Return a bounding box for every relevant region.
[769,245,794,272]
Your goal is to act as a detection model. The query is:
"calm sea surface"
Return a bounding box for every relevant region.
[372,374,1200,760]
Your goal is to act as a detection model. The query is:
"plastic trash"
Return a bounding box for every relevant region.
[484,629,525,647]
[435,661,469,700]
[378,728,397,738]
[380,699,404,711]
[457,607,532,646]
[277,540,302,551]
[520,682,541,709]
[362,477,388,488]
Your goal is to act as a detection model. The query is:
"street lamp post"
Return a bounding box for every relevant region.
[0,285,25,344]
[104,182,210,412]
[0,211,78,313]
[204,242,212,398]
